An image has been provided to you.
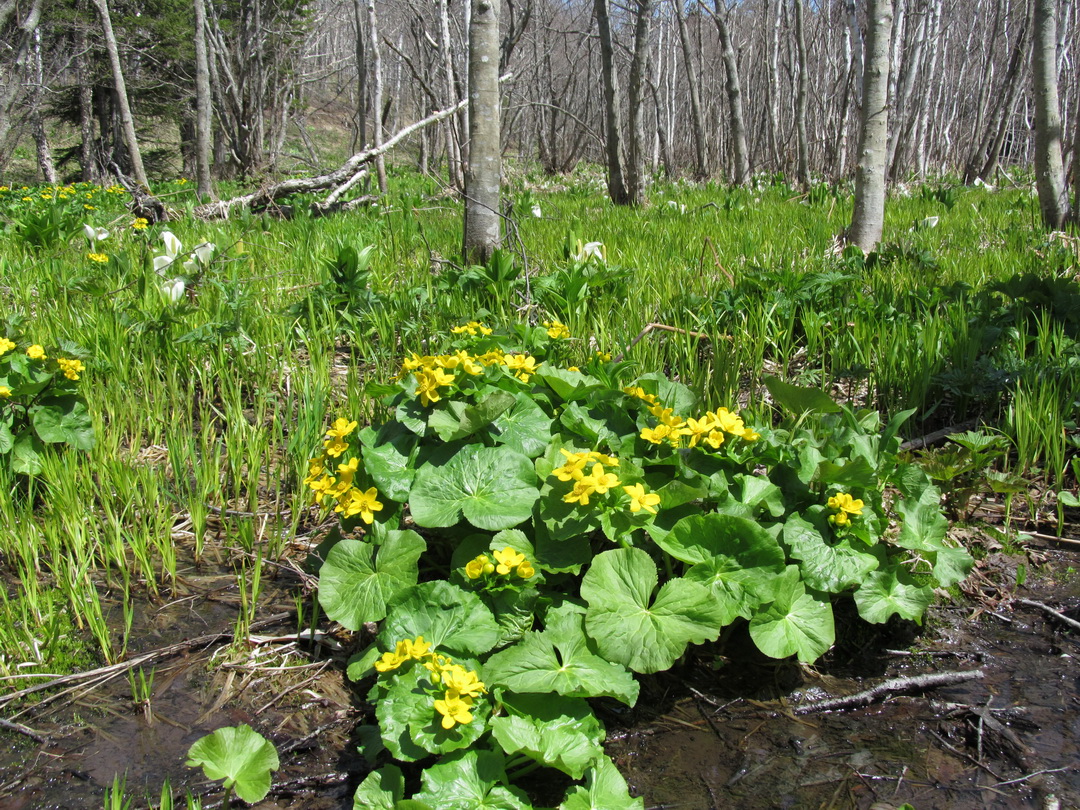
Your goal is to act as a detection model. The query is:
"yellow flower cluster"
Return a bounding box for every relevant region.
[87,252,108,264]
[0,337,14,355]
[26,345,46,361]
[131,218,149,230]
[57,358,85,381]
[0,386,10,398]
[401,349,542,407]
[464,546,535,581]
[550,448,659,515]
[626,387,759,450]
[374,636,487,731]
[304,418,385,524]
[450,321,493,337]
[827,492,864,527]
[543,320,570,339]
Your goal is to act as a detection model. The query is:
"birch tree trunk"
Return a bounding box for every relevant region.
[710,0,750,184]
[92,0,148,186]
[1033,0,1068,227]
[595,0,630,204]
[0,0,42,170]
[793,0,810,187]
[368,0,388,192]
[625,0,652,205]
[193,0,214,199]
[673,0,709,179]
[463,0,501,263]
[848,0,893,252]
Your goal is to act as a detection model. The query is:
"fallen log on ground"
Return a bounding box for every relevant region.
[793,668,985,715]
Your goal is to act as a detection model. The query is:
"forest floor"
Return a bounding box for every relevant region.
[1,507,1078,810]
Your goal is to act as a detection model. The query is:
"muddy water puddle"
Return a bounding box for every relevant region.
[610,579,1080,809]
[3,546,1080,809]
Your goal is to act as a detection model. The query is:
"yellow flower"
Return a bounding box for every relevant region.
[0,337,14,355]
[338,486,383,524]
[516,561,535,579]
[587,463,621,494]
[131,217,149,230]
[434,694,474,729]
[623,483,660,514]
[544,320,571,339]
[827,492,864,516]
[451,321,492,336]
[57,357,85,380]
[374,650,406,672]
[494,547,526,575]
[563,477,598,506]
[0,386,10,398]
[465,554,494,579]
[326,418,358,439]
[84,204,96,210]
[704,429,726,450]
[87,252,108,263]
[26,345,46,361]
[324,436,349,457]
[441,664,486,698]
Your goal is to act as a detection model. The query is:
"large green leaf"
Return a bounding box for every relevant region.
[0,420,13,454]
[10,430,43,475]
[483,607,639,705]
[185,724,279,804]
[318,530,425,629]
[410,445,539,530]
[428,391,516,442]
[359,424,418,502]
[782,513,878,593]
[895,484,948,551]
[490,692,604,779]
[634,372,697,415]
[353,765,406,810]
[32,396,95,449]
[534,368,603,402]
[414,749,532,810]
[379,581,500,658]
[376,663,490,760]
[491,394,554,458]
[764,376,841,414]
[559,402,616,445]
[748,566,835,662]
[659,513,784,567]
[559,757,644,810]
[853,569,933,624]
[581,548,725,673]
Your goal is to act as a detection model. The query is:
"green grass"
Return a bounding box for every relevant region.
[0,167,1076,691]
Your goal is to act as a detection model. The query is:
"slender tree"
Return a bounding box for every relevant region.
[463,0,501,263]
[595,0,630,204]
[1032,0,1068,227]
[193,0,214,199]
[91,0,148,185]
[848,0,894,252]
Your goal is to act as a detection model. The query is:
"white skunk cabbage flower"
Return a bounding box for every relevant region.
[161,277,186,304]
[83,224,110,242]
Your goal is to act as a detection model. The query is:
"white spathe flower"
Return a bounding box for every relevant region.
[83,224,109,242]
[153,231,183,272]
[161,277,186,303]
[183,241,215,273]
[667,200,687,214]
[531,203,542,218]
[573,240,605,263]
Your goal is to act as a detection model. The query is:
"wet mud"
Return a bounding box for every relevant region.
[2,540,1079,809]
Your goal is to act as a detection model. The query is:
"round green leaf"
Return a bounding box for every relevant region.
[490,692,604,779]
[185,724,279,804]
[748,566,835,662]
[581,548,725,673]
[379,581,500,658]
[318,530,426,630]
[415,749,531,810]
[409,445,539,530]
[559,756,644,810]
[853,569,934,624]
[782,513,879,593]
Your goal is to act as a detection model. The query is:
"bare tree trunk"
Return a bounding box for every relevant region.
[710,0,750,184]
[193,0,214,199]
[673,0,709,179]
[368,0,387,192]
[352,0,367,151]
[74,22,98,182]
[463,0,501,263]
[793,0,810,187]
[595,0,630,204]
[439,0,464,190]
[848,0,893,252]
[1033,0,1069,227]
[29,28,55,183]
[0,0,41,169]
[625,0,652,205]
[92,0,148,186]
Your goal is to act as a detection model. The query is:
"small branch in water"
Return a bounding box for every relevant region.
[1015,598,1080,633]
[0,716,47,743]
[793,669,985,715]
[927,730,1004,781]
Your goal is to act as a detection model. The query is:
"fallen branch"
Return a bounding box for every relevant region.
[195,74,512,220]
[0,612,292,711]
[899,419,980,451]
[0,716,47,743]
[1015,598,1080,633]
[793,669,985,715]
[613,322,721,363]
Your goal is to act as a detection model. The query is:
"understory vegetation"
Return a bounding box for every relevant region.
[0,167,1078,807]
